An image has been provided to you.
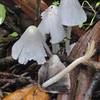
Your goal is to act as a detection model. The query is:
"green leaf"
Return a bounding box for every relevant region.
[0,3,6,25]
[9,32,18,38]
[52,1,59,6]
[0,36,6,43]
[96,2,100,7]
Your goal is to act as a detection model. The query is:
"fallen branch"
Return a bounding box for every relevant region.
[42,41,95,88]
[59,21,100,100]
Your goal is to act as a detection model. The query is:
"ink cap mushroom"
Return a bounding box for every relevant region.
[38,5,66,44]
[59,0,87,26]
[38,55,70,93]
[12,25,48,65]
[59,0,87,54]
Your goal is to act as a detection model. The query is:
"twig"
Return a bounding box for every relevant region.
[0,56,15,68]
[82,0,97,30]
[0,72,32,82]
[0,79,16,84]
[42,41,95,88]
[1,83,10,89]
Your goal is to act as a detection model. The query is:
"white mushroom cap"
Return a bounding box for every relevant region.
[38,5,66,44]
[59,0,87,26]
[12,25,47,64]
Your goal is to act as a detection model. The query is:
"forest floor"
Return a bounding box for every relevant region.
[0,0,100,100]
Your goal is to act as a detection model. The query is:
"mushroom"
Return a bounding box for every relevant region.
[38,55,70,93]
[38,5,66,44]
[38,5,72,53]
[42,41,95,88]
[58,0,87,54]
[59,0,87,26]
[63,26,72,55]
[12,25,51,65]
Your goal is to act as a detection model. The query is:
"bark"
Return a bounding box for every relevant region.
[12,0,48,21]
[58,21,100,100]
[69,21,100,100]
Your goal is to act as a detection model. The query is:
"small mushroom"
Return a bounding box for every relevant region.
[38,5,66,44]
[59,0,87,26]
[38,55,70,93]
[12,25,49,64]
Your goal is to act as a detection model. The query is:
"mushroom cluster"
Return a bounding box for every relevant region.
[11,0,92,93]
[38,5,66,44]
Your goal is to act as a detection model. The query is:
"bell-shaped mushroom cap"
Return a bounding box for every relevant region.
[38,5,66,44]
[12,25,47,64]
[59,0,87,26]
[38,55,70,93]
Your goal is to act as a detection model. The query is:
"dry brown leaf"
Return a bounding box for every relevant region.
[3,86,34,100]
[12,0,48,21]
[3,91,23,100]
[3,85,49,100]
[24,85,49,100]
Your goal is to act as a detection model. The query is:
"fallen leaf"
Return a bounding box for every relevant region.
[0,3,6,25]
[24,85,49,100]
[3,86,34,100]
[12,0,48,21]
[3,85,49,100]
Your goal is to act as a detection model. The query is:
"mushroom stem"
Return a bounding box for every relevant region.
[64,27,72,54]
[43,41,53,57]
[42,41,95,88]
[52,44,60,54]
